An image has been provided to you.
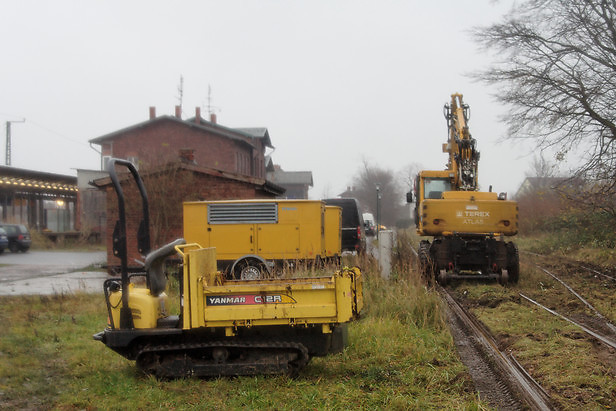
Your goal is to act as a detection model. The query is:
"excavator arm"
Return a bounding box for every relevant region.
[443,93,479,191]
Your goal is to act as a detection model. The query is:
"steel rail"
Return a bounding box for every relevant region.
[440,286,555,410]
[520,249,616,281]
[533,264,616,334]
[519,293,616,350]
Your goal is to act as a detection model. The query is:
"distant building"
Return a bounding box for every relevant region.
[89,106,272,179]
[337,186,357,198]
[0,165,78,234]
[266,162,313,199]
[76,169,107,241]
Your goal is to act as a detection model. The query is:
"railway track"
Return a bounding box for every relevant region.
[406,239,616,407]
[408,243,557,409]
[524,262,616,338]
[440,285,555,410]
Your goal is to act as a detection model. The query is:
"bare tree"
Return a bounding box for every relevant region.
[350,159,405,227]
[398,162,423,194]
[473,0,616,198]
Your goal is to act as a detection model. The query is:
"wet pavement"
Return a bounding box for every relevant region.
[0,251,107,296]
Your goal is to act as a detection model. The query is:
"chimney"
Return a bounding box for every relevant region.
[175,105,182,119]
[179,149,196,164]
[195,107,201,124]
[149,106,156,120]
[210,113,217,124]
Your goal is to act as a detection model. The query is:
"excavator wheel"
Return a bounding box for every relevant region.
[417,240,433,281]
[506,242,520,284]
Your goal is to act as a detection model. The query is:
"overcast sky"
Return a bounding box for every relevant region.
[0,0,535,200]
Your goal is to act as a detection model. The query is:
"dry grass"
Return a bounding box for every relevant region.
[0,241,487,410]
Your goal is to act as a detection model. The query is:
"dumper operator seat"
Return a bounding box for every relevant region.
[144,238,186,296]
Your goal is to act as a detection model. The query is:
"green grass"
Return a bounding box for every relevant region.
[0,262,485,410]
[452,263,616,409]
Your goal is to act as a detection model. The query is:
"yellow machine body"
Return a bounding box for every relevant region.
[417,170,518,237]
[324,206,342,258]
[108,285,168,329]
[179,245,362,331]
[183,199,341,261]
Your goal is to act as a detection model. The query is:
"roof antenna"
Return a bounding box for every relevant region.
[176,75,184,115]
[205,84,220,123]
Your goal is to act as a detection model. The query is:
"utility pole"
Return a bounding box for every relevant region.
[375,183,381,242]
[5,118,25,166]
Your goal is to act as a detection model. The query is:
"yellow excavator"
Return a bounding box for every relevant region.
[407,93,519,285]
[94,159,363,378]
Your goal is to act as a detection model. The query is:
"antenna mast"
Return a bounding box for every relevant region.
[177,75,184,113]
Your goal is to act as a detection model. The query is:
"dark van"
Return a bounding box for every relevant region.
[323,198,365,253]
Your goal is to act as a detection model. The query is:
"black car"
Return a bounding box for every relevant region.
[0,224,32,252]
[323,198,365,253]
[0,228,8,253]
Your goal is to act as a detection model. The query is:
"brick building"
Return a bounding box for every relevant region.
[89,107,272,178]
[92,161,284,272]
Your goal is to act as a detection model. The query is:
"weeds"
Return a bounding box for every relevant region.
[0,237,485,409]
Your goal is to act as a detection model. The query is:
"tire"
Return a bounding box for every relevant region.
[232,258,267,280]
[506,242,519,284]
[418,241,433,280]
[9,243,18,253]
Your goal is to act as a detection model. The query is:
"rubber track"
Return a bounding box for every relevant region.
[136,339,310,379]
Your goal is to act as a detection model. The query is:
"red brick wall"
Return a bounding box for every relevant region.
[106,120,265,178]
[104,168,274,272]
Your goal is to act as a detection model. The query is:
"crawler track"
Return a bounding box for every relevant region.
[440,286,555,410]
[136,339,310,379]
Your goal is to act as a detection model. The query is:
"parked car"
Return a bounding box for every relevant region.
[323,198,365,253]
[362,212,376,236]
[0,228,8,253]
[0,224,32,252]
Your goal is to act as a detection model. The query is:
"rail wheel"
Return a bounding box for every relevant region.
[437,269,449,286]
[499,269,509,285]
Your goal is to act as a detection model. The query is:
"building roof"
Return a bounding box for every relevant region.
[91,161,285,196]
[0,165,78,194]
[89,115,273,148]
[235,128,273,148]
[267,170,313,186]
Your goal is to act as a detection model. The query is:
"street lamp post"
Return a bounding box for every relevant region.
[376,184,381,242]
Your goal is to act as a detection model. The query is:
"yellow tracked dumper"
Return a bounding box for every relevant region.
[407,94,519,285]
[94,159,362,378]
